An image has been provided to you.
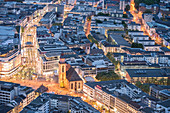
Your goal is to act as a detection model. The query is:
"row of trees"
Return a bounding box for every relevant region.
[13,67,35,80]
[135,78,169,94]
[135,81,150,93]
[88,35,99,47]
[96,71,120,81]
[145,78,168,86]
[106,52,120,70]
[97,12,110,16]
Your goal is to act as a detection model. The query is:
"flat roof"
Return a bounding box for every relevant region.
[110,34,131,47]
[126,69,170,77]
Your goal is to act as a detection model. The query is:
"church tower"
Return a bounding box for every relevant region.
[59,57,67,88]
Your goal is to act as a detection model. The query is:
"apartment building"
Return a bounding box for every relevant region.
[22,93,99,113]
[0,81,35,113]
[83,80,158,113]
[150,85,170,101]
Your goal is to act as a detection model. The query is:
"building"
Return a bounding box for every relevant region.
[83,79,159,113]
[0,26,22,77]
[144,45,161,51]
[127,22,141,31]
[22,93,99,113]
[139,3,159,14]
[138,40,155,46]
[131,35,149,43]
[21,96,49,113]
[0,81,35,113]
[150,85,170,100]
[59,57,83,92]
[126,69,170,83]
[156,99,170,113]
[83,55,114,73]
[100,40,120,55]
[40,11,56,28]
[128,31,144,36]
[109,34,131,48]
[37,36,73,77]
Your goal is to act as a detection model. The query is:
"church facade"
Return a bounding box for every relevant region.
[59,57,83,92]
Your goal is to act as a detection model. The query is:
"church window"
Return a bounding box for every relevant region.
[78,82,81,89]
[71,83,73,89]
[62,65,64,72]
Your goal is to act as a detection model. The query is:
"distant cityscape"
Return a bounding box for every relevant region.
[0,0,169,113]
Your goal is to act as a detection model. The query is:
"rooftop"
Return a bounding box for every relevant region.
[109,34,131,47]
[158,99,170,108]
[126,69,170,78]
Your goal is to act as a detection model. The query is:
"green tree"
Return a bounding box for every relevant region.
[131,43,144,49]
[87,16,91,21]
[96,71,120,81]
[135,81,149,93]
[106,52,121,70]
[125,5,130,11]
[123,14,128,18]
[95,19,103,23]
[97,12,110,16]
[122,21,127,30]
[135,81,142,88]
[167,78,170,86]
[158,78,165,85]
[88,35,99,47]
[141,84,150,93]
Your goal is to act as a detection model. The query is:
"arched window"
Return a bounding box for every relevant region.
[62,65,64,72]
[78,82,81,89]
[71,83,73,89]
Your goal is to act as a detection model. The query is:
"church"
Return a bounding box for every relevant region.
[58,57,83,92]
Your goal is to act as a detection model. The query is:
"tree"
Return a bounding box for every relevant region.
[125,5,130,11]
[135,81,142,88]
[158,78,165,85]
[97,12,110,16]
[106,52,121,70]
[96,71,121,81]
[141,84,150,93]
[122,21,127,30]
[135,81,149,93]
[95,19,103,23]
[123,14,128,18]
[167,78,170,86]
[88,35,99,47]
[87,16,91,21]
[131,43,144,49]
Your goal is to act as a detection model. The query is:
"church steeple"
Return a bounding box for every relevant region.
[59,57,67,88]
